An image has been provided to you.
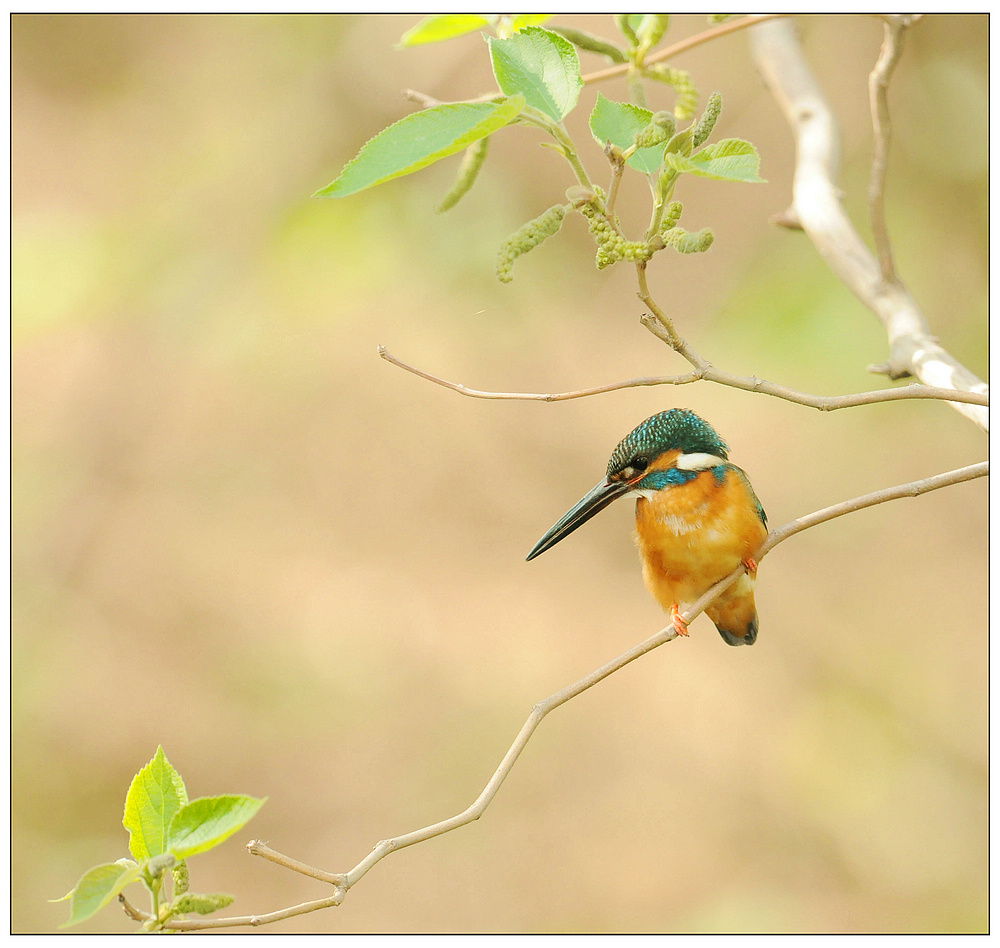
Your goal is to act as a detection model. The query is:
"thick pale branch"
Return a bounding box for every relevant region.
[749,18,988,431]
[378,346,988,412]
[161,459,987,931]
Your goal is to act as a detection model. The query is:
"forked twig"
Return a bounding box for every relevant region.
[749,18,988,430]
[868,15,913,283]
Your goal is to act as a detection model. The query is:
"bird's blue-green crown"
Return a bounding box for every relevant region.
[606,409,728,476]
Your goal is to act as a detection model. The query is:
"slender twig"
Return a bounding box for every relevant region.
[248,840,345,886]
[158,460,987,931]
[634,262,708,365]
[868,15,912,283]
[118,893,147,923]
[377,346,989,411]
[603,141,627,222]
[758,460,987,556]
[164,894,347,931]
[750,18,988,430]
[581,14,791,86]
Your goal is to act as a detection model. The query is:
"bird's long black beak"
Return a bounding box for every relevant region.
[526,477,632,561]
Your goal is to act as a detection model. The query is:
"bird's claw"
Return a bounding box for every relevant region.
[670,603,690,637]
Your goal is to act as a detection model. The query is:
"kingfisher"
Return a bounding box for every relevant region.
[526,409,768,646]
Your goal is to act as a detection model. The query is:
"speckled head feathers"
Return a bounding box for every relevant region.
[606,409,728,477]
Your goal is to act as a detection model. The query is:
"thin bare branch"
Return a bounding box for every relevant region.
[868,16,911,283]
[403,88,442,108]
[379,344,702,400]
[164,894,347,931]
[118,893,148,923]
[603,141,628,222]
[377,346,989,412]
[581,14,791,86]
[759,460,987,556]
[634,262,709,365]
[749,18,988,431]
[247,839,345,886]
[161,459,987,931]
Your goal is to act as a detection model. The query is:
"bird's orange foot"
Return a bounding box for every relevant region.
[742,556,758,573]
[670,603,690,637]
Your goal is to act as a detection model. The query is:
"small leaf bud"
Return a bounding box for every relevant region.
[565,185,596,208]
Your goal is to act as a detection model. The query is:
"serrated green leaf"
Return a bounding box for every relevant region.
[315,97,525,199]
[589,92,663,175]
[123,746,188,862]
[662,138,766,182]
[167,794,266,860]
[398,14,492,47]
[488,27,582,122]
[55,861,143,927]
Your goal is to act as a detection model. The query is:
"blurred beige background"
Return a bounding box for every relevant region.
[12,14,987,934]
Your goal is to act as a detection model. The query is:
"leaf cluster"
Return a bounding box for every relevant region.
[315,17,763,284]
[54,747,265,930]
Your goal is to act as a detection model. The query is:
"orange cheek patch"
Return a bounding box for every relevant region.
[646,448,681,473]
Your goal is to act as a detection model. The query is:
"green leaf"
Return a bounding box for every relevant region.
[314,97,525,199]
[123,746,188,862]
[589,92,663,175]
[398,14,492,47]
[662,138,766,183]
[167,794,267,860]
[54,860,142,927]
[488,27,582,122]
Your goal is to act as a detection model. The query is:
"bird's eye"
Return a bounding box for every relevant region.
[632,456,649,473]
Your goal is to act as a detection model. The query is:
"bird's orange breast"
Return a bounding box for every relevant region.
[634,465,766,612]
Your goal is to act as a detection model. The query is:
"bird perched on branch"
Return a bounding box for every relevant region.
[527,409,768,646]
